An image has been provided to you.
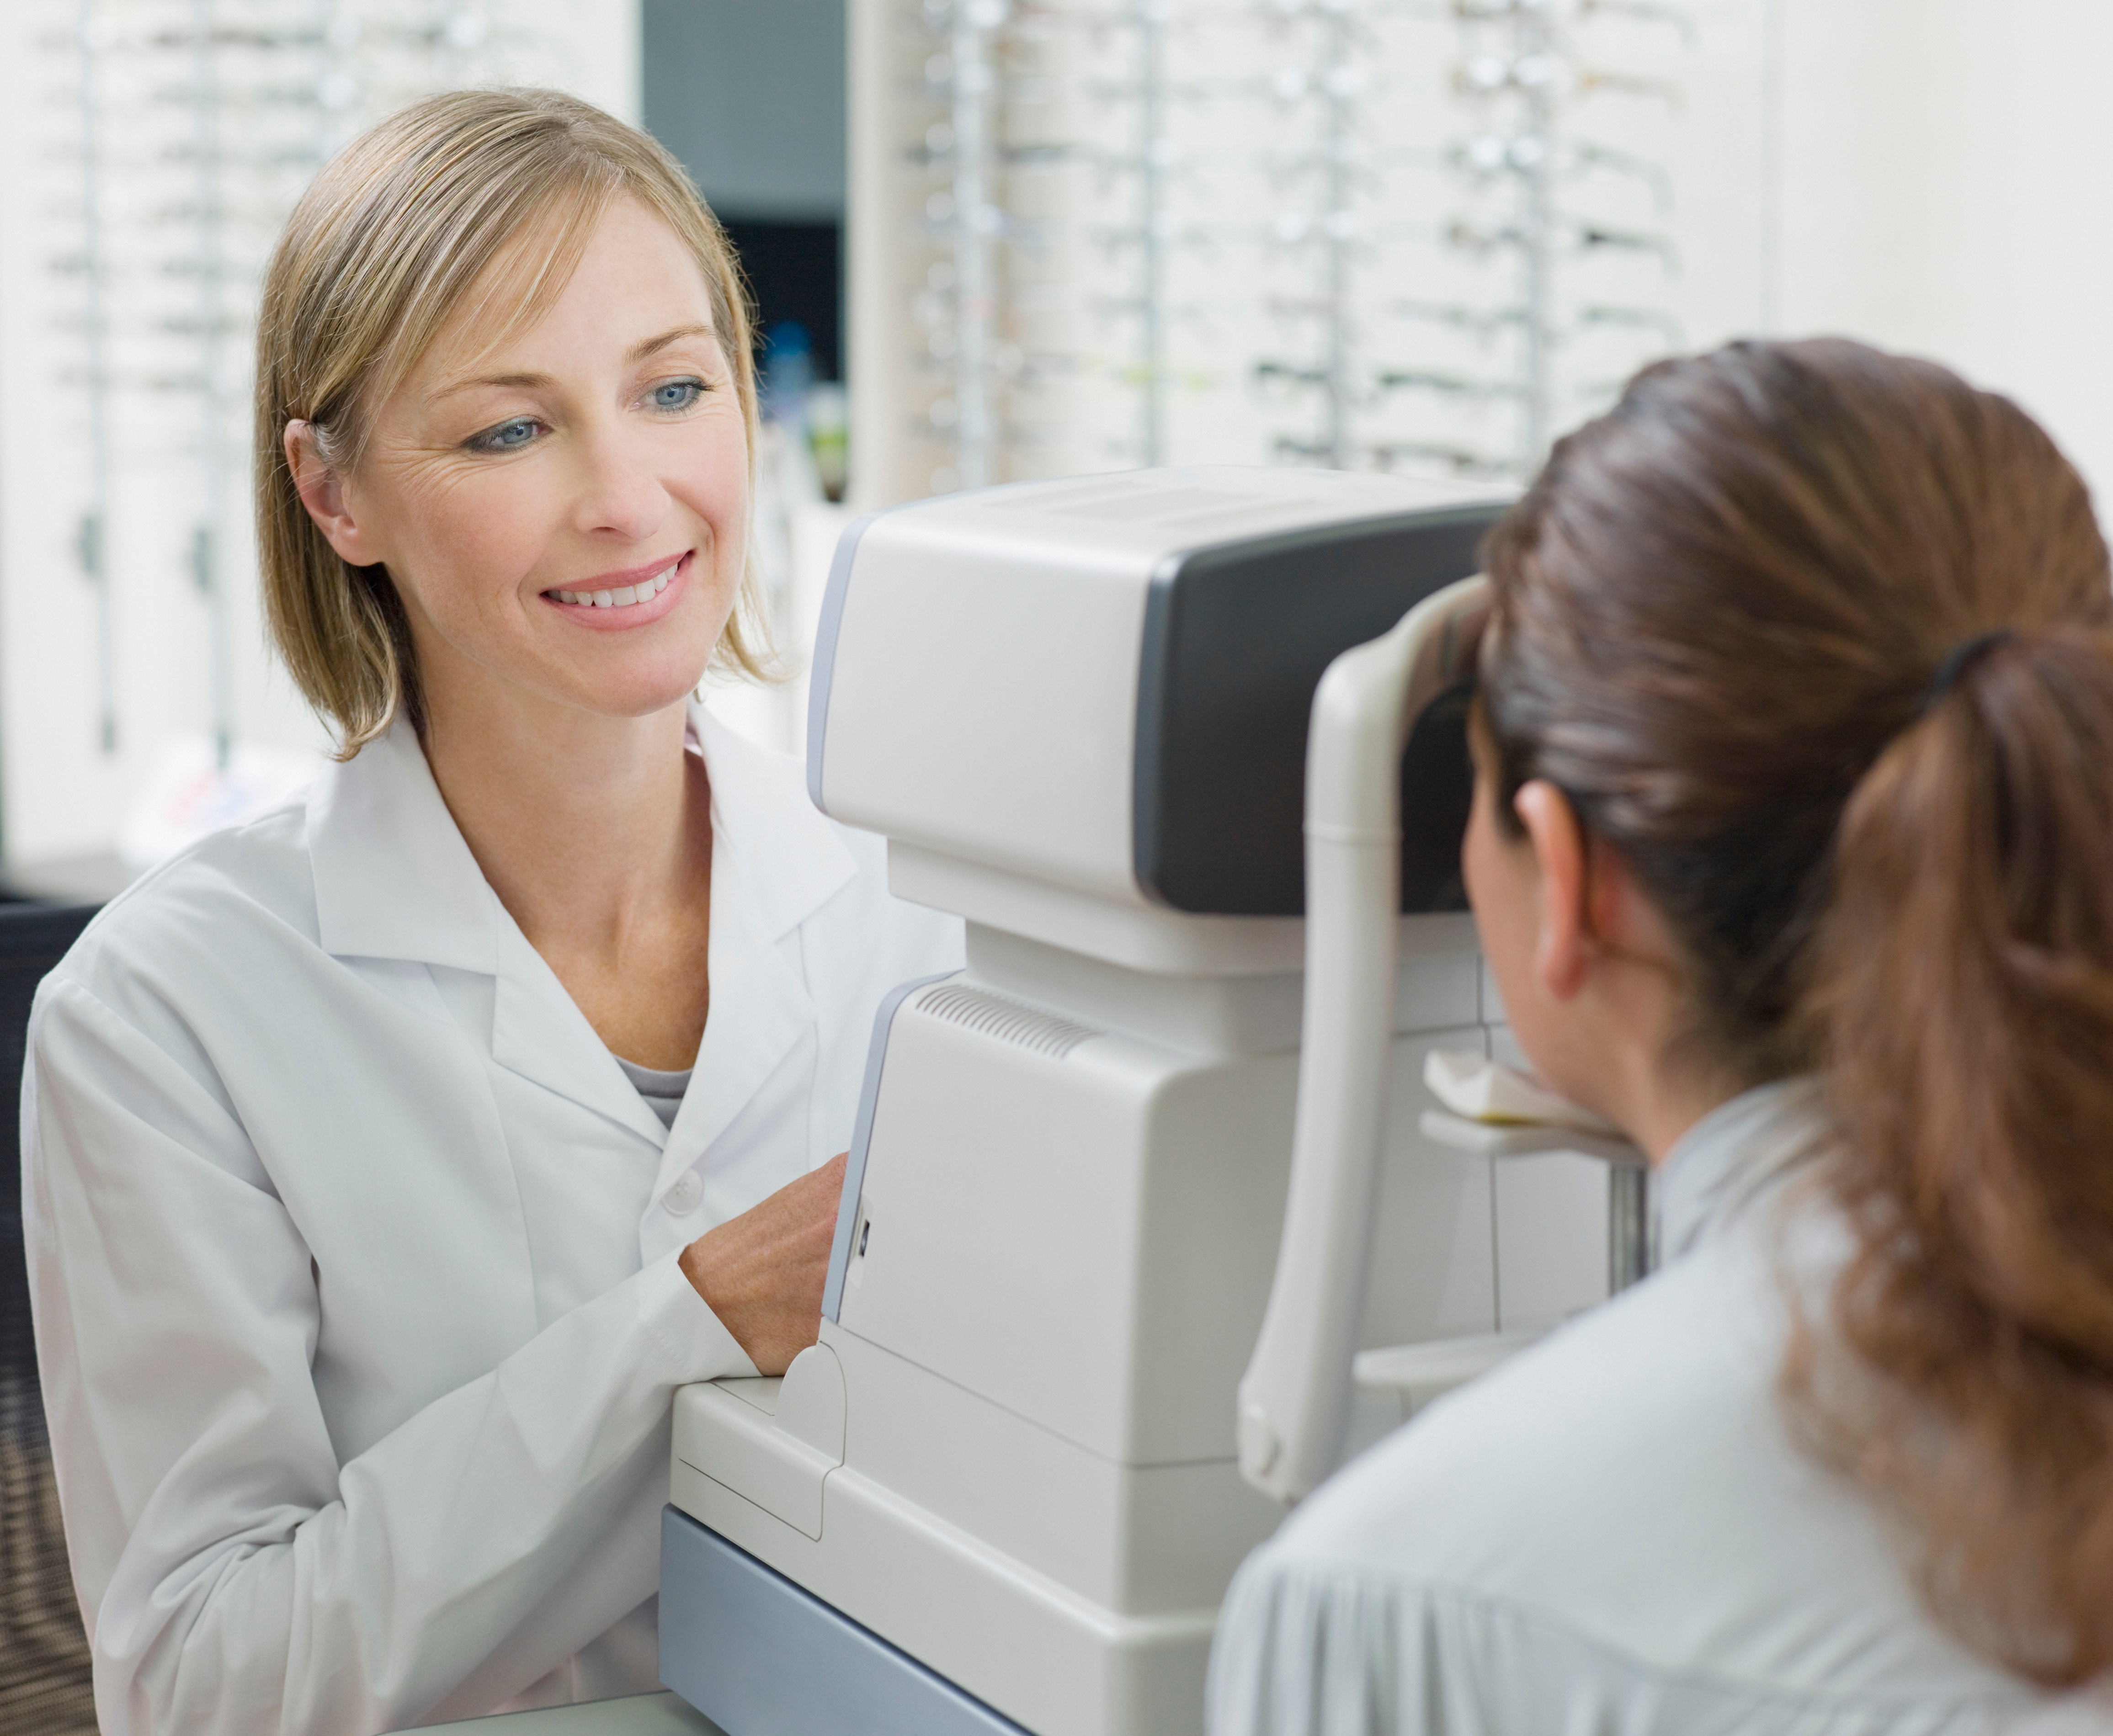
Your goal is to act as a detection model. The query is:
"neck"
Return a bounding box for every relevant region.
[1621,1059,1744,1168]
[418,680,704,958]
[1569,963,1747,1167]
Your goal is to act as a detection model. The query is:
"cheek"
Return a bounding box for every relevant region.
[1461,773,1503,922]
[682,417,751,533]
[389,464,549,611]
[1464,777,1533,1007]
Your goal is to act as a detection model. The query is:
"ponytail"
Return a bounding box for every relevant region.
[1788,628,2113,1686]
[1480,336,2113,1687]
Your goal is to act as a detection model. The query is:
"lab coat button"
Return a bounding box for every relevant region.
[662,1171,703,1215]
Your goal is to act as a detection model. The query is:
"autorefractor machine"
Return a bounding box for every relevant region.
[657,467,1644,1736]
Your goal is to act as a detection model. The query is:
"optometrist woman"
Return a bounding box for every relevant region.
[21,90,959,1734]
[1211,341,2113,1732]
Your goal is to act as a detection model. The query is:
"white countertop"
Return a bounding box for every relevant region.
[396,1690,725,1734]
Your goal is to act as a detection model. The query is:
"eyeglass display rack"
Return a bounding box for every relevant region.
[28,0,582,770]
[850,0,1771,504]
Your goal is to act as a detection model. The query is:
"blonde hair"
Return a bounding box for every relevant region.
[255,88,771,757]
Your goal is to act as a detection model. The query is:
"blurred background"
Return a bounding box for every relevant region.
[0,0,2108,899]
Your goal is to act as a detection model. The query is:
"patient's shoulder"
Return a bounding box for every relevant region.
[1268,1239,2015,1705]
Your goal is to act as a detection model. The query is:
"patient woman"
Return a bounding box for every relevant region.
[1212,340,2113,1731]
[22,91,958,1732]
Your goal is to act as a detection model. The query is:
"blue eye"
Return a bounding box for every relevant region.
[470,417,539,453]
[650,379,704,412]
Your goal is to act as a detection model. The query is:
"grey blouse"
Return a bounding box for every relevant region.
[1207,1083,2109,1735]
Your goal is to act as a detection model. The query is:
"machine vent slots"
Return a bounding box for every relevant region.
[915,985,1100,1060]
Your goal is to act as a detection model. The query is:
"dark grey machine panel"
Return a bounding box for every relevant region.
[1133,504,1497,916]
[660,1508,1032,1736]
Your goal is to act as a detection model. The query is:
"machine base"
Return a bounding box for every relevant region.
[659,1507,1031,1736]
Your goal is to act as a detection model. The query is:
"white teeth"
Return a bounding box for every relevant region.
[549,560,679,609]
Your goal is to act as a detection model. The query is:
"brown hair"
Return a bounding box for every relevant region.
[254,88,771,756]
[1480,337,2113,1685]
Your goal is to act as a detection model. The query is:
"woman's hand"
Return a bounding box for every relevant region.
[679,1153,846,1375]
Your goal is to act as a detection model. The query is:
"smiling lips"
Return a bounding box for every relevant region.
[545,558,681,610]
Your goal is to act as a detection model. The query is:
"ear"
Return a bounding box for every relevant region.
[284,421,383,568]
[1513,779,1591,1002]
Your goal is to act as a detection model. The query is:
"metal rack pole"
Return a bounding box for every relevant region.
[192,0,232,770]
[1516,2,1556,467]
[1136,0,1167,466]
[310,0,346,163]
[76,0,117,757]
[1319,1,1352,468]
[950,1,1001,488]
[1608,1164,1653,1291]
[431,0,464,88]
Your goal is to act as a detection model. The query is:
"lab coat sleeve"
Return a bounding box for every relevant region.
[24,975,756,1736]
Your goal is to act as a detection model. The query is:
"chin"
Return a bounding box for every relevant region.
[546,656,713,721]
[598,679,712,721]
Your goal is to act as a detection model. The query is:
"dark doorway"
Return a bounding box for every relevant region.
[721,219,842,383]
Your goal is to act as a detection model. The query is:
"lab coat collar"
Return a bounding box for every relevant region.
[686,700,857,946]
[650,702,857,1192]
[309,715,500,974]
[488,914,674,1151]
[308,700,859,1163]
[309,703,856,965]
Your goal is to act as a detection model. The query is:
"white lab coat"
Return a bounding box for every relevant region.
[21,702,962,1735]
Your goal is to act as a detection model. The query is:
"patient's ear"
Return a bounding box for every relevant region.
[1514,780,1587,1002]
[285,421,380,567]
[1517,780,1677,1004]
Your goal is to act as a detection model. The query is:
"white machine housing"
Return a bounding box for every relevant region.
[805,465,1488,973]
[665,469,1619,1736]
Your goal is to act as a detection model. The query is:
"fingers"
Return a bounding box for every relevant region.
[678,1152,849,1376]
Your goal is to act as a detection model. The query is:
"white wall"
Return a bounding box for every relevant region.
[1774,0,2113,494]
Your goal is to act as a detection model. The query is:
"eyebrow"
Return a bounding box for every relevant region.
[434,324,718,401]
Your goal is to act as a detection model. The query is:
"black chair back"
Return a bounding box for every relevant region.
[0,903,102,1736]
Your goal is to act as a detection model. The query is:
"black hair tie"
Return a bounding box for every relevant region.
[1919,629,2014,718]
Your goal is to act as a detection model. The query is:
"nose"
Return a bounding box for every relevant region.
[568,414,671,545]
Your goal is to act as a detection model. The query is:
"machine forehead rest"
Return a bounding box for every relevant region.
[1136,521,1490,914]
[809,467,1507,921]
